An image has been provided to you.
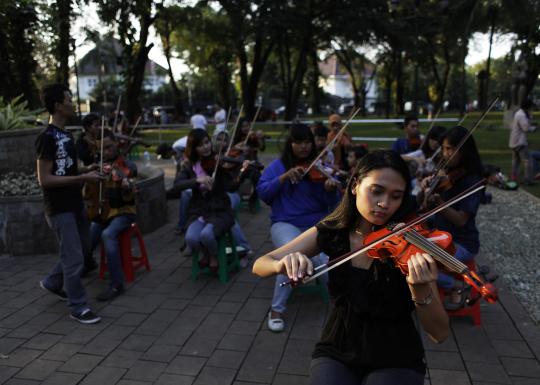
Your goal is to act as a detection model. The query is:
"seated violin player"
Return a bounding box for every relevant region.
[392,115,423,155]
[417,126,484,310]
[84,130,138,301]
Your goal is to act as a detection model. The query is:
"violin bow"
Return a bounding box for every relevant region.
[210,108,233,181]
[458,113,468,126]
[242,105,262,146]
[98,116,105,216]
[224,106,232,131]
[111,94,122,132]
[128,116,142,137]
[226,105,244,155]
[418,107,441,150]
[281,180,486,287]
[302,107,362,177]
[424,96,498,199]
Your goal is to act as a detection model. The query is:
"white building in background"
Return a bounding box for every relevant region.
[69,39,168,109]
[318,54,378,109]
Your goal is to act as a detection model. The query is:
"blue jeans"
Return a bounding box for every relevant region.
[90,215,134,288]
[531,150,540,175]
[270,222,328,313]
[228,192,251,251]
[43,209,90,315]
[185,219,217,255]
[177,189,193,229]
[179,190,250,251]
[437,243,476,289]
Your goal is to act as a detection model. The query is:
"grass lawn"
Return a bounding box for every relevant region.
[133,112,540,198]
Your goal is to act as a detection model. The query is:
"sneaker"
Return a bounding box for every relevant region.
[39,280,67,301]
[70,309,101,324]
[96,286,124,302]
[267,311,285,332]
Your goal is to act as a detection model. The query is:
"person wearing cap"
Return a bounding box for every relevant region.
[326,114,352,170]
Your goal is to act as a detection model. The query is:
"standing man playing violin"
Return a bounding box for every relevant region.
[35,84,103,324]
[256,124,341,332]
[253,150,448,385]
[86,131,138,301]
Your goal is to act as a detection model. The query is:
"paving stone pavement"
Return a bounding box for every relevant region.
[0,161,539,385]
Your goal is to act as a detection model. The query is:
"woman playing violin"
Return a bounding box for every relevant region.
[253,150,449,384]
[231,117,266,160]
[229,118,265,210]
[86,130,138,301]
[173,129,236,273]
[419,125,484,310]
[256,124,341,332]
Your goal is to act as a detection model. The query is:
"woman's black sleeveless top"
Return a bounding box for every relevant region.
[312,225,426,374]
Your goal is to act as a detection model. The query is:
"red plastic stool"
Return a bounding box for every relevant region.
[99,223,151,282]
[438,260,481,326]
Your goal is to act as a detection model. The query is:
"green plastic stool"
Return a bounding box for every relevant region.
[238,197,261,213]
[191,230,239,283]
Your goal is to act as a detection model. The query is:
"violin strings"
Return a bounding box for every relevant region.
[406,230,468,273]
[406,230,465,272]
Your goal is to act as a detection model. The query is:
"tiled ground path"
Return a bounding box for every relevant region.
[0,161,539,385]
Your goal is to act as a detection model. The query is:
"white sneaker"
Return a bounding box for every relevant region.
[267,311,285,332]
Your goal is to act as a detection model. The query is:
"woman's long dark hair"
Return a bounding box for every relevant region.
[442,126,483,176]
[421,125,446,158]
[280,123,317,170]
[319,150,413,230]
[185,128,211,163]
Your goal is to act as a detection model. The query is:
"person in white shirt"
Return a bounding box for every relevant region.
[214,104,227,133]
[509,99,537,185]
[190,108,208,130]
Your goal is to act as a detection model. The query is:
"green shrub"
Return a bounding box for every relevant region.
[0,95,38,131]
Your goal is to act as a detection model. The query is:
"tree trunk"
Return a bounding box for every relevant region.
[0,24,12,100]
[124,13,153,122]
[55,0,71,86]
[308,47,321,115]
[162,24,184,118]
[395,50,404,116]
[482,9,496,110]
[217,66,231,110]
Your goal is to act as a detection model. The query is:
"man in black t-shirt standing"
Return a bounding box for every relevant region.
[35,84,103,324]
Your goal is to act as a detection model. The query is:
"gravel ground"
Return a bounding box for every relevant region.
[477,186,540,324]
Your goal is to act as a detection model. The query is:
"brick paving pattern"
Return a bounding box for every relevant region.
[0,162,539,385]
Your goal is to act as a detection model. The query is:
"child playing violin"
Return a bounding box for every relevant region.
[173,129,236,273]
[85,130,138,301]
[256,123,341,332]
[253,150,449,384]
[418,125,484,310]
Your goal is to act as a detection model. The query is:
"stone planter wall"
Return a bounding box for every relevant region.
[0,128,42,174]
[0,195,57,256]
[0,165,167,256]
[134,165,168,234]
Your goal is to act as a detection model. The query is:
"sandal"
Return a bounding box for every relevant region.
[267,311,285,332]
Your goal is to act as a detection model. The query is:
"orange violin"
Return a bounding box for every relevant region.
[363,223,498,303]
